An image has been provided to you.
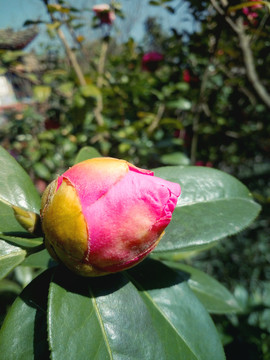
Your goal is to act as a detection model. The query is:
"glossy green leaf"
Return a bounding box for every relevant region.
[0,146,41,213]
[0,240,26,280]
[22,249,55,269]
[0,201,43,248]
[164,261,242,314]
[127,259,225,360]
[153,166,261,253]
[0,269,52,360]
[48,268,165,360]
[74,146,102,164]
[0,259,227,359]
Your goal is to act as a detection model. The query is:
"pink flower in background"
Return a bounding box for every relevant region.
[41,157,181,276]
[242,0,263,23]
[142,52,164,72]
[93,4,116,25]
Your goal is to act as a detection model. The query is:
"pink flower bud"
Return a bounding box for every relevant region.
[41,158,181,276]
[93,4,116,25]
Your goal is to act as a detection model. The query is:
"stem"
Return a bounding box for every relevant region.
[147,103,165,135]
[56,27,86,86]
[93,40,108,127]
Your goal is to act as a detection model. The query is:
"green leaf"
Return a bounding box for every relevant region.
[0,146,41,213]
[80,84,101,98]
[161,152,190,165]
[33,162,51,180]
[74,146,102,164]
[22,249,55,269]
[166,98,191,110]
[0,260,226,359]
[164,262,242,314]
[0,269,52,360]
[0,278,21,294]
[33,85,52,103]
[165,5,175,13]
[48,268,165,360]
[153,166,261,253]
[127,259,225,359]
[47,4,70,13]
[0,201,43,248]
[58,81,74,97]
[0,240,26,280]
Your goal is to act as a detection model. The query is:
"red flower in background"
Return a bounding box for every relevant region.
[142,52,164,72]
[93,4,116,25]
[183,69,199,83]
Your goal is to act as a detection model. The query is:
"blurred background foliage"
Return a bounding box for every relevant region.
[0,0,269,359]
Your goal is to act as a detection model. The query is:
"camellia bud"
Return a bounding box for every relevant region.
[41,158,181,276]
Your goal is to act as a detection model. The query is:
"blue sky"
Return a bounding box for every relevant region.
[0,0,196,51]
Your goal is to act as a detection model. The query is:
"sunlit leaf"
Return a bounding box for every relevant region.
[33,85,52,103]
[74,146,102,164]
[127,259,226,359]
[0,240,26,280]
[0,146,40,213]
[153,166,261,253]
[80,84,101,98]
[0,201,43,248]
[48,268,165,360]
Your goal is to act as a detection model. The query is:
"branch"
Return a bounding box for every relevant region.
[93,40,108,127]
[41,0,86,86]
[236,18,270,108]
[147,103,165,135]
[56,27,86,86]
[211,0,270,108]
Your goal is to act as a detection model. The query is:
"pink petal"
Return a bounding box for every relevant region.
[57,158,129,207]
[81,169,180,270]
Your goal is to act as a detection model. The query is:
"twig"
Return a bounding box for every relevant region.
[236,17,270,108]
[56,27,87,86]
[190,59,213,165]
[147,103,165,135]
[93,40,108,127]
[41,0,87,87]
[211,0,270,108]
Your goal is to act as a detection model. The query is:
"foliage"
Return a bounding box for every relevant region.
[0,145,260,359]
[0,0,269,358]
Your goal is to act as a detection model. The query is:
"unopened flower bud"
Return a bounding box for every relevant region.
[13,205,41,235]
[41,158,181,276]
